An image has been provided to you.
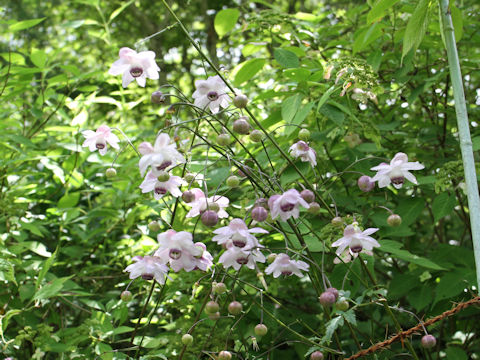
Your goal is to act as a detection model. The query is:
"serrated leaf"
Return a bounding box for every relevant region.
[9,18,46,32]
[323,316,344,342]
[281,94,303,123]
[274,48,299,68]
[233,58,265,86]
[432,192,456,222]
[402,0,429,61]
[342,310,356,325]
[367,0,401,23]
[214,8,240,37]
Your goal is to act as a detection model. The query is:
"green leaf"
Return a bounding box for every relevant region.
[0,258,16,285]
[323,316,344,343]
[9,18,46,32]
[378,240,445,270]
[432,192,456,222]
[353,23,383,53]
[395,197,425,225]
[31,49,47,68]
[434,272,469,305]
[367,0,401,23]
[274,48,299,68]
[445,347,468,360]
[281,94,303,123]
[58,191,81,208]
[108,0,134,24]
[233,58,265,86]
[316,86,338,114]
[36,247,58,289]
[33,276,72,301]
[287,101,314,134]
[319,103,345,125]
[214,8,240,37]
[450,5,463,42]
[283,68,310,82]
[402,0,429,61]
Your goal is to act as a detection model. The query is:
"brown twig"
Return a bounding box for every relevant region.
[346,296,480,360]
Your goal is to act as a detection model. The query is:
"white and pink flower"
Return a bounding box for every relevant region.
[289,141,317,168]
[269,189,310,222]
[124,255,169,284]
[139,171,185,199]
[192,75,231,114]
[108,47,160,88]
[333,248,373,264]
[212,218,268,249]
[265,253,309,278]
[138,133,185,176]
[331,222,380,256]
[185,188,229,219]
[82,125,120,156]
[370,152,424,189]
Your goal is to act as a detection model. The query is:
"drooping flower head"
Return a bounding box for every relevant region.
[289,141,317,168]
[218,243,266,271]
[124,255,169,284]
[139,171,185,199]
[138,133,185,176]
[192,75,231,113]
[370,152,424,189]
[269,189,310,222]
[265,253,309,278]
[108,47,160,88]
[212,218,268,249]
[185,188,229,219]
[82,125,120,156]
[331,222,379,257]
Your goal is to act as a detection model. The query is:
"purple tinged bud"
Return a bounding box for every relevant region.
[205,300,220,314]
[218,351,232,360]
[151,90,165,104]
[182,190,195,203]
[331,216,343,227]
[252,206,268,222]
[300,189,315,203]
[387,214,402,226]
[233,117,250,134]
[319,291,336,306]
[201,210,218,227]
[307,202,321,214]
[228,301,243,315]
[121,290,132,302]
[357,175,375,192]
[233,94,249,108]
[310,351,324,360]
[421,334,436,349]
[254,324,268,336]
[326,287,339,300]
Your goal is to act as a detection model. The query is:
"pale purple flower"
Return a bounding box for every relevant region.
[138,133,185,176]
[333,248,373,264]
[212,218,268,249]
[370,152,424,189]
[139,171,185,199]
[269,189,310,222]
[289,141,317,167]
[82,125,120,156]
[218,243,265,271]
[265,253,309,278]
[331,222,380,256]
[192,75,231,113]
[154,230,203,272]
[108,47,160,88]
[193,242,213,271]
[124,255,169,284]
[185,188,229,219]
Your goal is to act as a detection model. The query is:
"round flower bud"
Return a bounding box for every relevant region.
[300,189,315,203]
[120,290,132,302]
[233,94,249,108]
[254,324,268,336]
[233,117,250,135]
[205,301,219,314]
[228,301,243,315]
[207,202,220,212]
[319,291,336,307]
[148,220,161,232]
[226,175,240,188]
[421,334,436,349]
[298,128,311,141]
[267,253,277,264]
[182,190,195,203]
[326,287,339,300]
[357,175,375,192]
[307,202,321,214]
[249,130,263,143]
[336,299,349,311]
[213,282,227,295]
[208,311,221,320]
[218,351,232,360]
[217,133,231,147]
[106,167,117,178]
[387,214,402,227]
[181,333,193,346]
[310,351,324,360]
[252,206,268,222]
[156,170,170,182]
[184,173,196,183]
[331,216,343,227]
[201,210,219,227]
[151,90,166,104]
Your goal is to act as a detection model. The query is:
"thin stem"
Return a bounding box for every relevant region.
[438,0,480,289]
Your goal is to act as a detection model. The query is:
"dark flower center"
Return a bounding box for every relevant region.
[142,273,154,280]
[169,248,182,260]
[280,202,295,212]
[232,239,247,248]
[207,91,219,101]
[130,67,143,78]
[236,257,249,265]
[350,245,363,253]
[154,186,167,195]
[390,176,405,185]
[155,160,172,172]
[282,270,293,276]
[96,141,106,149]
